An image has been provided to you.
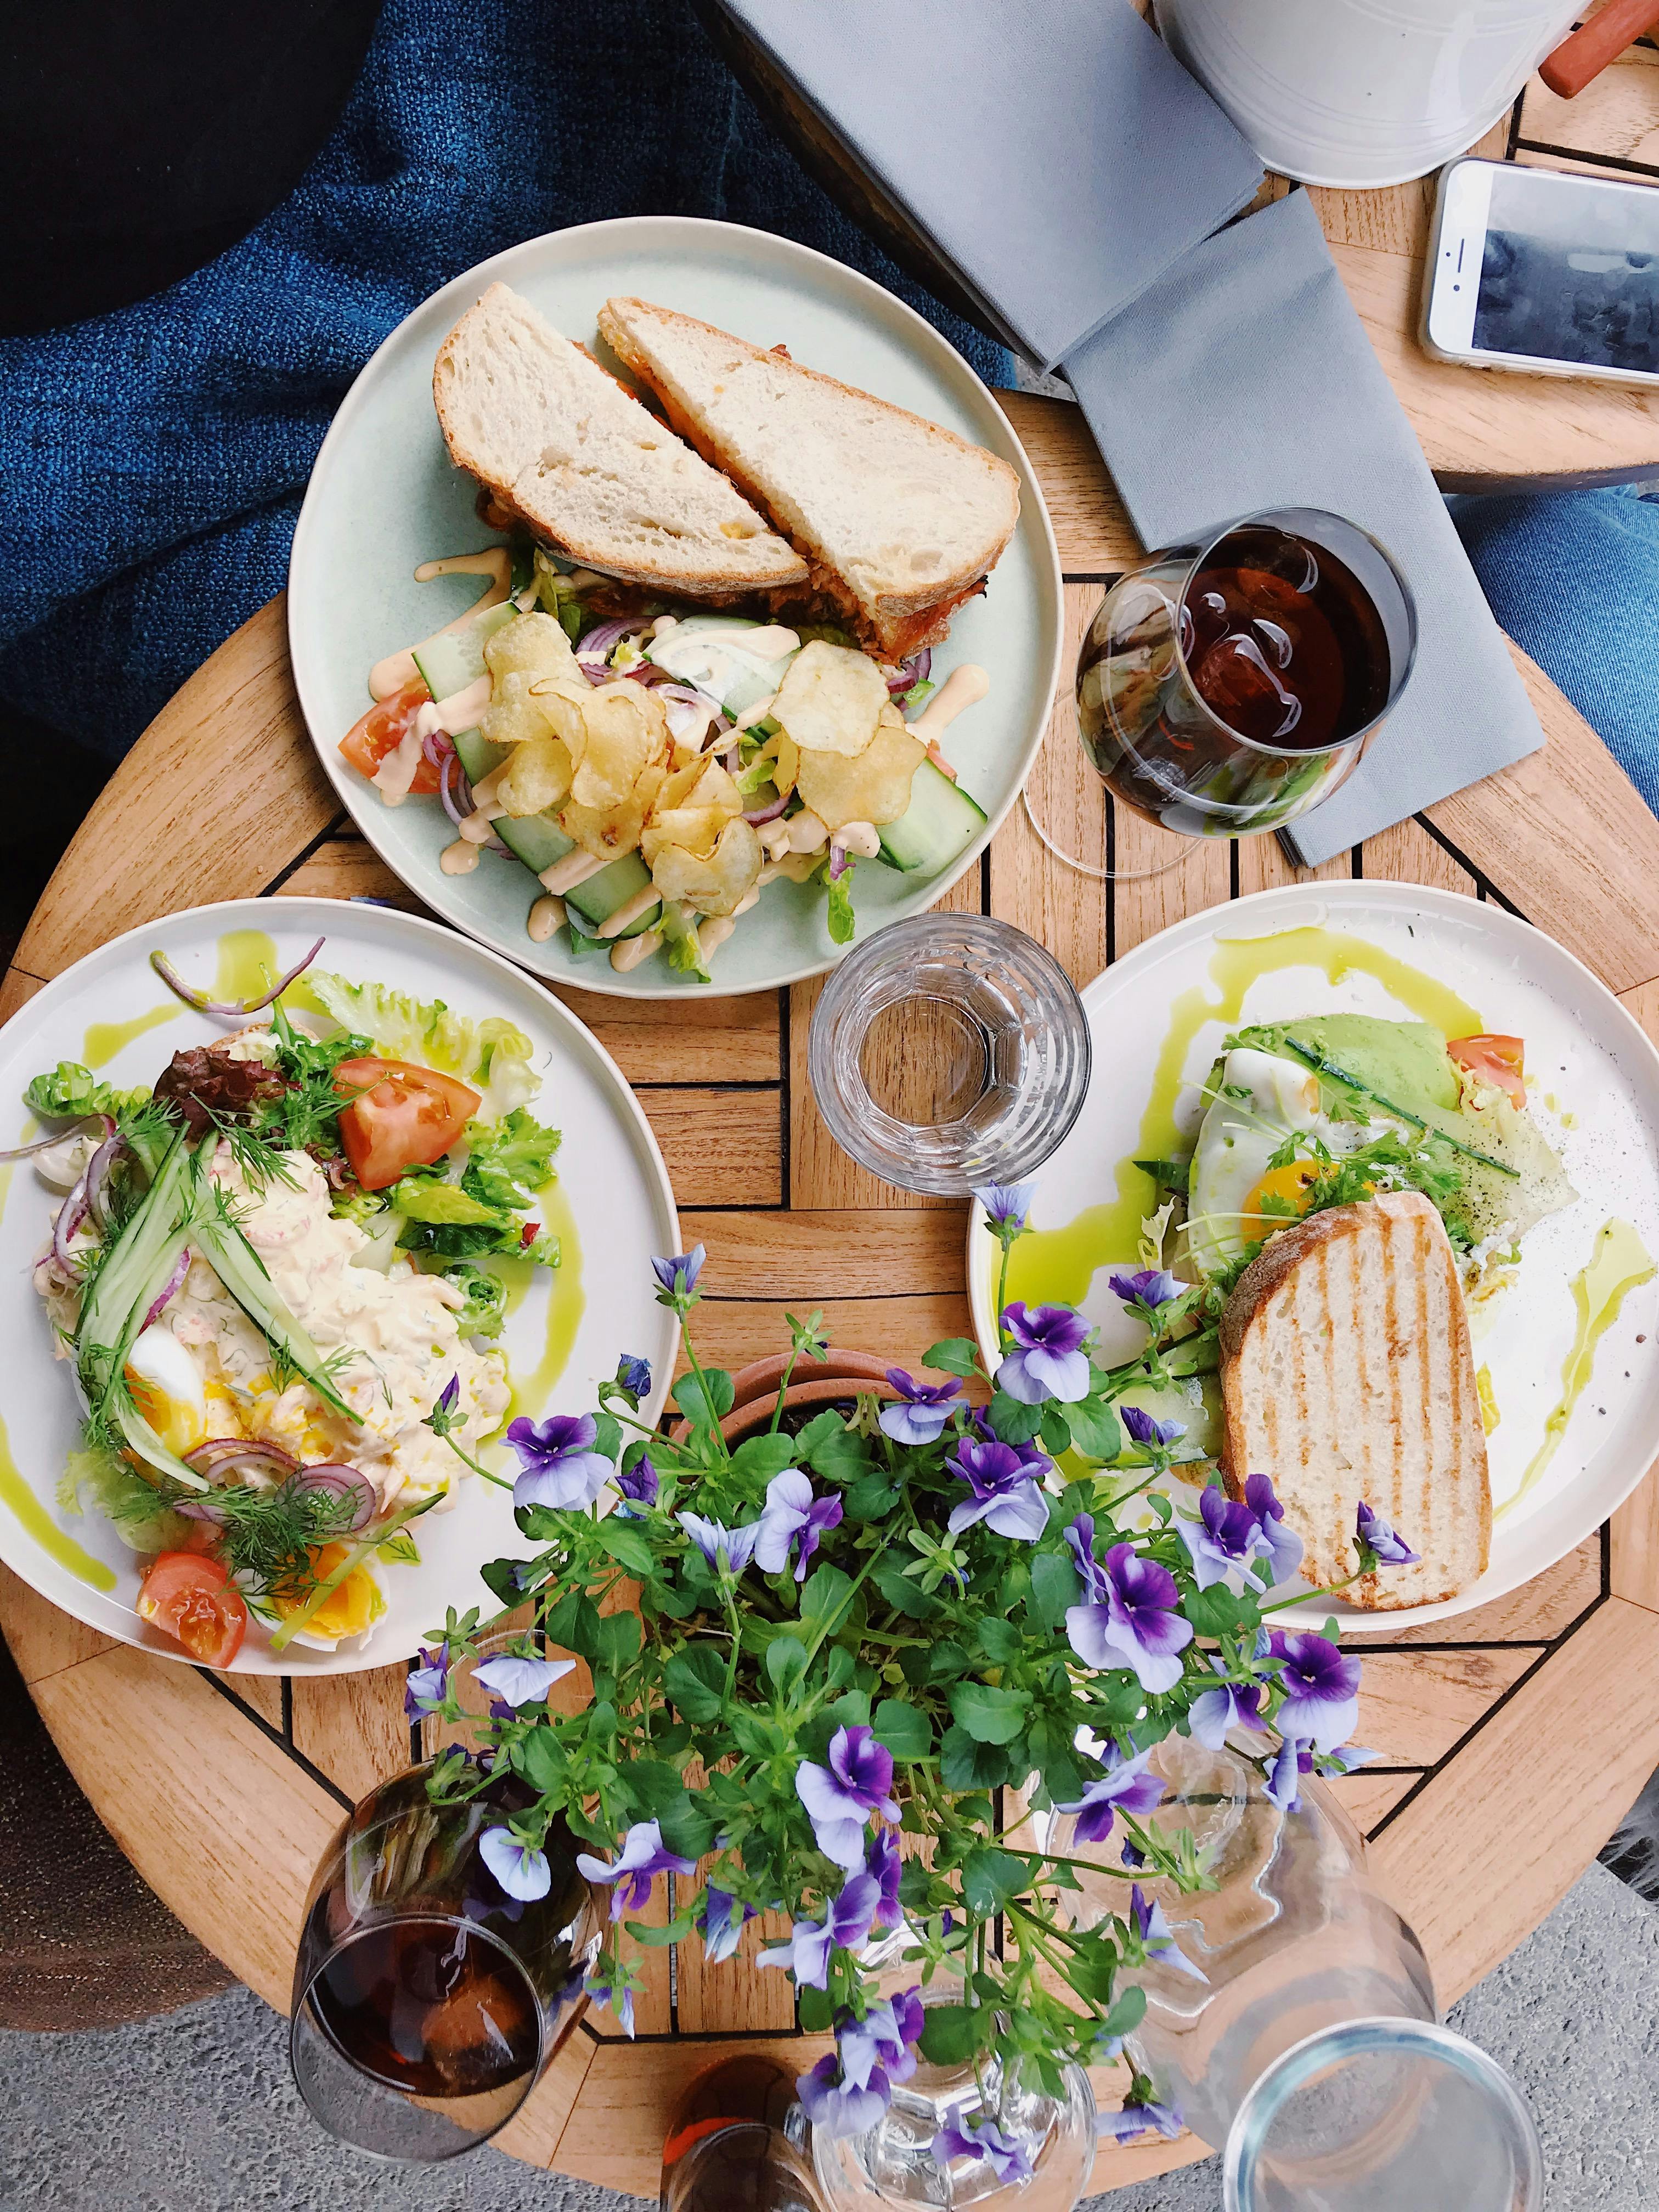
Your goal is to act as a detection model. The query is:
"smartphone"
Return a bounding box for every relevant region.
[1423,156,1659,387]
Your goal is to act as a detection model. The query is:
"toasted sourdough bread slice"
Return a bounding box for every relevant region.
[1218,1193,1491,1611]
[433,284,808,599]
[595,297,1021,658]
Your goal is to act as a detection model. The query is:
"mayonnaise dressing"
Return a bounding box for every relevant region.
[369,549,514,701]
[909,663,990,744]
[372,701,440,806]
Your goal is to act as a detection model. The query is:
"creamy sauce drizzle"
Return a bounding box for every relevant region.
[441,839,480,876]
[368,549,514,701]
[527,894,564,943]
[910,663,990,744]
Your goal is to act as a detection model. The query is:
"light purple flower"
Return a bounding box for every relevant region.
[976,1182,1036,1232]
[678,1509,761,1577]
[1176,1483,1267,1589]
[575,1820,696,1921]
[838,1989,923,2094]
[754,1469,844,1581]
[795,1726,899,1869]
[1320,1742,1378,1776]
[584,1965,634,2039]
[1357,1500,1420,1567]
[1121,1404,1186,1452]
[1129,1883,1207,1984]
[695,1883,755,1966]
[878,1368,962,1446]
[1056,1746,1166,1846]
[613,1353,652,1396]
[1245,1472,1305,1584]
[1188,1660,1267,1750]
[867,1829,904,1931]
[945,1436,1051,1542]
[797,2051,890,2139]
[480,1827,552,1902]
[1098,2098,1183,2142]
[758,1870,880,1988]
[933,2107,1034,2183]
[651,1244,706,1297]
[472,1651,575,1709]
[1269,1630,1361,1752]
[404,1642,449,1719]
[1108,1268,1183,1310]
[613,1453,658,1513]
[1065,1525,1194,1694]
[996,1301,1091,1403]
[507,1412,613,1511]
[1265,1735,1305,1813]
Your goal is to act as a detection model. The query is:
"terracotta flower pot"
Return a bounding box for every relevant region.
[673,1349,901,1449]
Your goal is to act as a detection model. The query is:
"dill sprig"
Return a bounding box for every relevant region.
[212,1479,371,1611]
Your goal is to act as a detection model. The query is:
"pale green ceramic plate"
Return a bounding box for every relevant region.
[287,216,1063,998]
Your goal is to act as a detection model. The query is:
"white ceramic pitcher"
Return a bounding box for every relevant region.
[1155,0,1581,188]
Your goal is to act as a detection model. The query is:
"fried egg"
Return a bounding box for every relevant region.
[275,1542,386,1652]
[1186,1048,1378,1277]
[124,1325,210,1457]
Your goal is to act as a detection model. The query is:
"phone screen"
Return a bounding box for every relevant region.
[1474,166,1659,374]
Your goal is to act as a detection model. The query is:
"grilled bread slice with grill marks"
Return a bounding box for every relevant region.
[1218,1192,1491,1611]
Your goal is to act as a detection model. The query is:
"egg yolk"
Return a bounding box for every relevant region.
[274,1543,385,1645]
[124,1369,206,1455]
[1241,1159,1326,1229]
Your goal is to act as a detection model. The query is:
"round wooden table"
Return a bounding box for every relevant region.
[9,81,1659,2198]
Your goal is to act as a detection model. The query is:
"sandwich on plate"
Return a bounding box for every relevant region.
[339,283,1019,975]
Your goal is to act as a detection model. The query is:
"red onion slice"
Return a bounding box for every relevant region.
[575,617,636,661]
[53,1181,89,1269]
[292,1463,377,1532]
[185,1438,300,1483]
[889,648,933,695]
[151,938,325,1018]
[422,723,456,769]
[743,789,790,826]
[0,1126,92,1163]
[439,747,475,829]
[177,1497,228,1525]
[142,1247,191,1329]
[827,842,850,883]
[83,1127,125,1229]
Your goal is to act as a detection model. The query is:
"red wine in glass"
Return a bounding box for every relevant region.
[306,1911,543,2099]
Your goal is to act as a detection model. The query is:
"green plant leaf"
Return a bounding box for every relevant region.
[988,1391,1045,1446]
[1029,1552,1083,1630]
[656,1798,717,1861]
[1183,1583,1247,1637]
[950,1681,1031,1745]
[799,1562,855,1642]
[732,1432,799,1482]
[798,1986,834,2032]
[805,1425,873,1482]
[962,1847,1034,1917]
[842,1471,901,1520]
[918,2004,986,2065]
[940,1725,1013,1792]
[764,1634,809,1692]
[1038,1407,1074,1455]
[1103,1985,1148,2037]
[625,1912,694,1948]
[977,1618,1022,1666]
[1065,1398,1122,1462]
[923,1338,982,1380]
[871,1698,933,1762]
[543,1588,601,1661]
[791,1408,845,1458]
[871,1552,940,1620]
[664,1646,727,1724]
[598,1519,656,1577]
[672,1368,735,1427]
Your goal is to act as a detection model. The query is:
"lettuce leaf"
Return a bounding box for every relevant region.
[306,974,541,1119]
[443,1262,507,1342]
[58,1446,191,1555]
[464,1108,561,1209]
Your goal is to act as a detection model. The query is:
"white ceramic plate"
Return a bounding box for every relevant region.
[968,882,1659,1634]
[0,899,680,1674]
[286,215,1063,998]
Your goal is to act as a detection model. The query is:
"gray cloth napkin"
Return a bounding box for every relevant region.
[713,0,1263,369]
[1063,189,1544,865]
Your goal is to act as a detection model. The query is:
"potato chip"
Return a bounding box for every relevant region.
[569,682,669,809]
[560,759,668,862]
[794,705,924,829]
[478,673,554,750]
[484,611,581,686]
[647,817,764,917]
[642,808,729,864]
[772,731,800,798]
[771,640,888,756]
[496,733,574,817]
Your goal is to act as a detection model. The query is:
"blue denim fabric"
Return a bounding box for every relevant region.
[1453,487,1659,820]
[0,0,1009,763]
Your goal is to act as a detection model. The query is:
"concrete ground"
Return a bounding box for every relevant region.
[2,1861,1654,2212]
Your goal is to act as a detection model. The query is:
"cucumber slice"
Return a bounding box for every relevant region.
[645,615,797,721]
[565,854,661,940]
[450,729,575,878]
[877,759,989,876]
[411,600,517,703]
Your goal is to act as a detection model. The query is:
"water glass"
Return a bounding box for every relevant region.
[1224,2015,1544,2212]
[807,914,1091,1196]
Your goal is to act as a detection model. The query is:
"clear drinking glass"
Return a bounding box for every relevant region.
[1037,506,1417,880]
[289,1758,600,2162]
[1224,2016,1544,2212]
[806,914,1092,1197]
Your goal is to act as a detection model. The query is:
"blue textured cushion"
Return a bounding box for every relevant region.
[0,0,1008,761]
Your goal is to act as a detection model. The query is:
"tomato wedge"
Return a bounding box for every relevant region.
[335,1058,481,1192]
[1447,1034,1526,1110]
[137,1551,248,1667]
[338,679,442,797]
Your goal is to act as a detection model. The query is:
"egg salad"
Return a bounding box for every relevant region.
[25,947,562,1665]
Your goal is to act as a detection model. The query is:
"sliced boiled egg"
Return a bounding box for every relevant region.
[275,1542,386,1651]
[1187,1047,1380,1277]
[124,1325,209,1456]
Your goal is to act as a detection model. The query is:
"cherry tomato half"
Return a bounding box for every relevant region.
[334,1058,482,1192]
[1447,1034,1526,1111]
[338,679,441,797]
[137,1551,248,1668]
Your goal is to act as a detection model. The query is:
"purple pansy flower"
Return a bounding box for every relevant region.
[472,1651,575,1709]
[428,1374,460,1424]
[975,1182,1036,1232]
[507,1412,613,1512]
[996,1301,1092,1404]
[795,1726,899,1869]
[1121,1837,1146,1870]
[867,1829,904,1931]
[754,1469,844,1581]
[480,1826,552,1902]
[1176,1483,1267,1589]
[404,1642,449,1719]
[1055,1745,1166,1846]
[1121,1404,1187,1453]
[1188,1658,1267,1750]
[695,1883,755,1966]
[651,1244,706,1298]
[677,1510,761,1577]
[1245,1472,1305,1584]
[933,2108,1034,2183]
[1265,1735,1306,1813]
[1108,1268,1183,1310]
[1098,2098,1183,2142]
[797,2051,890,2139]
[1321,1742,1378,1776]
[878,1368,963,1446]
[1357,1500,1420,1566]
[1129,1883,1207,1984]
[838,1989,923,2094]
[944,1436,1051,1542]
[1269,1630,1361,1751]
[575,1820,696,1921]
[758,1869,880,1988]
[613,1453,659,1513]
[583,1965,634,2040]
[1064,1521,1194,1694]
[613,1353,652,1397]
